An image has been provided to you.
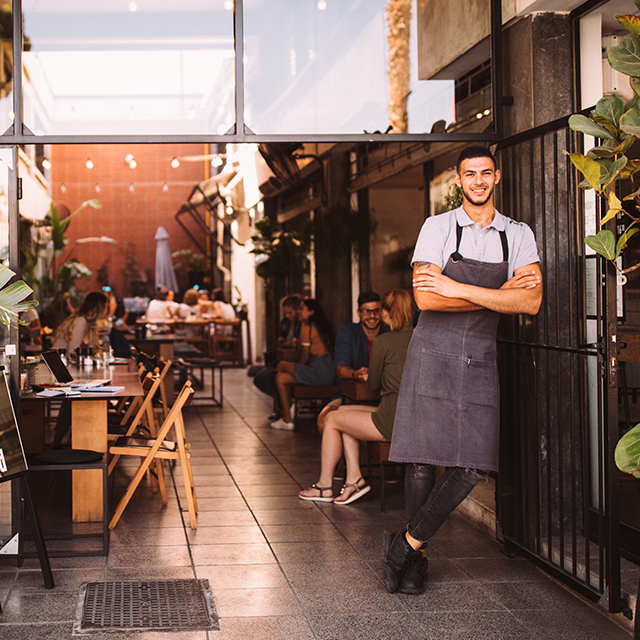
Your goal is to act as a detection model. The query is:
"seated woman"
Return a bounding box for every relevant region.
[178,288,201,320]
[272,298,335,430]
[299,289,413,505]
[145,286,178,323]
[253,294,302,420]
[51,291,109,448]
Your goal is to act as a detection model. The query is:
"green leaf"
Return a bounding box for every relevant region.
[596,94,625,128]
[50,204,66,253]
[615,423,640,477]
[615,135,637,155]
[617,227,639,256]
[620,158,640,180]
[620,103,640,136]
[601,192,624,226]
[0,266,36,328]
[565,152,602,192]
[568,114,616,140]
[618,14,640,39]
[592,114,619,137]
[600,155,628,189]
[587,147,616,160]
[608,33,640,78]
[585,230,617,260]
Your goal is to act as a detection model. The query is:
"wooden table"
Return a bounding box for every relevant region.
[22,359,143,523]
[341,378,381,403]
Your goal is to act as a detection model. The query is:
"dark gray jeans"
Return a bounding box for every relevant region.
[404,464,489,544]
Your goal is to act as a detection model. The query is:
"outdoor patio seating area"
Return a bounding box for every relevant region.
[0,369,633,639]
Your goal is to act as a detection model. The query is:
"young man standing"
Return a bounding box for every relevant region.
[383,146,542,594]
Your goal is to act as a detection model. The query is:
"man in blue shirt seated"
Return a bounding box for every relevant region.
[317,291,389,433]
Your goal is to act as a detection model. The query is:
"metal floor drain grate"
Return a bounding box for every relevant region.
[73,579,219,634]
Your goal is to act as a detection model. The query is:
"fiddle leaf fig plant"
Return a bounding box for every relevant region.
[566,1,640,277]
[0,264,38,327]
[615,423,640,478]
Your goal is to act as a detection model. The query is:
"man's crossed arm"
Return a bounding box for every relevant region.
[412,261,542,316]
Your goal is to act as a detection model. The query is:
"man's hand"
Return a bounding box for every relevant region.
[353,367,368,381]
[501,270,540,290]
[414,270,464,299]
[413,262,483,312]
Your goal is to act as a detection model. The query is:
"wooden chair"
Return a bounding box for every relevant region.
[210,318,243,365]
[291,384,338,427]
[107,372,163,474]
[366,441,402,513]
[108,381,197,530]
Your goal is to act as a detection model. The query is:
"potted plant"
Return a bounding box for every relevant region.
[172,248,206,288]
[22,200,105,327]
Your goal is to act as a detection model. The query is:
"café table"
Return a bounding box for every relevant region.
[21,359,143,523]
[341,378,381,404]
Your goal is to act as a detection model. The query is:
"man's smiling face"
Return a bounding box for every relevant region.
[455,157,501,207]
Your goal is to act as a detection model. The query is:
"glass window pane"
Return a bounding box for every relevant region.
[0,2,13,135]
[21,1,234,135]
[244,0,476,135]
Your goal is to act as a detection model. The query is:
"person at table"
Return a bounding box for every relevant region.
[51,291,109,448]
[299,289,413,504]
[19,298,42,350]
[253,294,302,420]
[272,298,335,430]
[145,285,178,322]
[210,288,236,321]
[316,291,389,434]
[178,289,201,320]
[52,291,109,357]
[198,289,214,316]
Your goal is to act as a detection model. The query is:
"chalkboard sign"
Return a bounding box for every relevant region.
[0,370,27,481]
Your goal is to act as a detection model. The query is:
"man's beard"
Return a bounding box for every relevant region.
[461,183,494,207]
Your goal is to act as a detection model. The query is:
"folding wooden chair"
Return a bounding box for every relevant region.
[153,358,173,421]
[107,372,162,474]
[108,381,196,530]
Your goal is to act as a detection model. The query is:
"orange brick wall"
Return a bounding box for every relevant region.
[50,143,207,299]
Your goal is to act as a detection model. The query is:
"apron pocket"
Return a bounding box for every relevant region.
[417,348,461,402]
[462,356,498,408]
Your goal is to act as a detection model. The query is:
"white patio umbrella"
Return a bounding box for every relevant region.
[155,226,178,293]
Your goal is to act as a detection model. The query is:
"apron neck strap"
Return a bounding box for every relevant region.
[453,222,509,262]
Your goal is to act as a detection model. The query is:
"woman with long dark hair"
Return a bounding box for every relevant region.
[272,298,335,430]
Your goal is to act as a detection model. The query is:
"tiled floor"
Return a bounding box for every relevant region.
[0,369,634,639]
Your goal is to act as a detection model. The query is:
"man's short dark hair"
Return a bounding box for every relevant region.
[456,146,496,173]
[358,291,381,308]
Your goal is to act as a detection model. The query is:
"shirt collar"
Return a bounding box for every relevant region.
[455,206,505,232]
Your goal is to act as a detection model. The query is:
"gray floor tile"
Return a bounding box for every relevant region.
[483,580,586,611]
[270,540,361,564]
[237,484,303,497]
[215,616,315,640]
[106,545,192,568]
[105,566,196,581]
[0,622,75,639]
[280,560,377,587]
[211,587,303,617]
[1,592,78,623]
[260,523,345,543]
[109,526,187,547]
[308,613,428,640]
[396,582,507,613]
[195,563,290,590]
[415,610,537,640]
[293,583,404,615]
[251,509,329,526]
[189,497,249,512]
[13,568,104,592]
[244,495,319,510]
[190,542,276,565]
[454,557,549,583]
[186,525,267,545]
[195,511,258,527]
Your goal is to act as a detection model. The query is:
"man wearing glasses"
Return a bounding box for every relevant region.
[316,291,389,433]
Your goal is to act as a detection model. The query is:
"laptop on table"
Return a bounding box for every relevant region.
[41,350,111,388]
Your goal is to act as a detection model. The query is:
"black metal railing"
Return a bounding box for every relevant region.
[495,120,624,612]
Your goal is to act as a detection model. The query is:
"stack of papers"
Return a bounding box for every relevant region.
[35,385,126,397]
[36,387,80,397]
[74,385,126,394]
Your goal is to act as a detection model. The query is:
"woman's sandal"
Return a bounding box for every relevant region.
[299,484,334,502]
[333,477,371,505]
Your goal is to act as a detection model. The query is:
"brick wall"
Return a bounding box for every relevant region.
[50,143,207,299]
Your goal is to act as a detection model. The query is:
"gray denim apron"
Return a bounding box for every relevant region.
[390,222,509,472]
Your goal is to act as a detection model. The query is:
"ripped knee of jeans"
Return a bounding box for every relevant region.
[464,467,490,483]
[407,463,435,480]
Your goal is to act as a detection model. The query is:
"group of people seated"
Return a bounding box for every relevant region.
[145,286,235,325]
[253,289,413,506]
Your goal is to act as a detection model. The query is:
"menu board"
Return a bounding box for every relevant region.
[0,371,27,481]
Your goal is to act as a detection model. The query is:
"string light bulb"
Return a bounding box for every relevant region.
[95,183,101,193]
[42,158,51,170]
[317,0,327,9]
[86,158,94,169]
[129,183,135,192]
[171,157,180,168]
[162,183,169,192]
